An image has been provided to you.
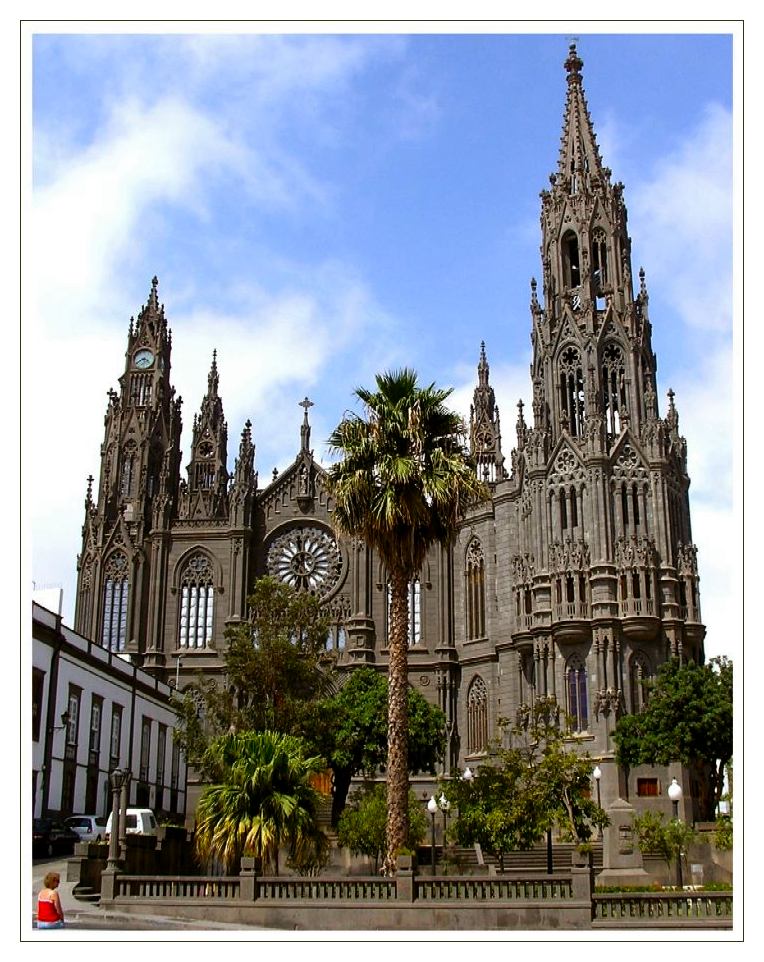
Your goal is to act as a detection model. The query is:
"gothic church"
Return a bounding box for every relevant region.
[74,45,705,815]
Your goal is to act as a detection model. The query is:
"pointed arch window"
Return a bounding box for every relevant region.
[519,652,536,704]
[194,459,216,491]
[467,676,489,754]
[325,623,347,652]
[102,552,129,652]
[591,228,609,289]
[386,578,421,647]
[629,653,652,714]
[559,346,586,436]
[565,653,589,733]
[562,230,581,288]
[465,539,486,640]
[178,554,215,649]
[120,442,138,498]
[602,342,627,441]
[130,373,152,408]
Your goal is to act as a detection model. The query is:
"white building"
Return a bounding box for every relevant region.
[32,602,187,820]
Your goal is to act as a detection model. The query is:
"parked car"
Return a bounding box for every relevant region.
[105,808,158,838]
[32,817,80,858]
[65,814,108,842]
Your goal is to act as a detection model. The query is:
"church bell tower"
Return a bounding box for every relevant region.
[75,277,182,656]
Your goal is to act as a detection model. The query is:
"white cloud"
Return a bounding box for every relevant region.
[667,344,734,661]
[32,97,245,332]
[449,353,533,444]
[629,103,732,335]
[625,102,734,661]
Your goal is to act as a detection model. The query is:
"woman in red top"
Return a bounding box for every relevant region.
[37,872,65,929]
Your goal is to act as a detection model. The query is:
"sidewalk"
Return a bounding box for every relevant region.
[31,871,265,932]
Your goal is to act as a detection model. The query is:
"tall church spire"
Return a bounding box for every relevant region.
[556,43,608,194]
[179,349,229,520]
[533,44,657,447]
[469,342,505,484]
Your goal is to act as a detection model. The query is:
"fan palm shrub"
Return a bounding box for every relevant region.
[194,729,325,875]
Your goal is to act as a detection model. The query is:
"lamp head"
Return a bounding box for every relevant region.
[667,777,683,802]
[593,765,602,781]
[463,766,473,782]
[439,792,450,812]
[427,795,438,814]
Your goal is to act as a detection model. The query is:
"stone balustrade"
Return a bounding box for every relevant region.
[593,891,732,926]
[96,858,732,930]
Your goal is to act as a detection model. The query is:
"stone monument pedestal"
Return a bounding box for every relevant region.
[595,796,652,888]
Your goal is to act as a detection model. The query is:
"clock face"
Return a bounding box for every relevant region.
[267,526,342,598]
[134,349,155,369]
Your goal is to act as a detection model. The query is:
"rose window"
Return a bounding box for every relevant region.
[267,526,342,598]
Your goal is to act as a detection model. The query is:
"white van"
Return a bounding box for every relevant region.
[105,808,158,838]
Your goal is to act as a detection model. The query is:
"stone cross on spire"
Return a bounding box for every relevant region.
[299,396,314,454]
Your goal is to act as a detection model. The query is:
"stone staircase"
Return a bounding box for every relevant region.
[418,841,603,873]
[72,883,101,905]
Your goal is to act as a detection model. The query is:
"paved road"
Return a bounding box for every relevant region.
[29,856,266,933]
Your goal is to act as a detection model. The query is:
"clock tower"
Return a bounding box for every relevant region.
[75,277,182,656]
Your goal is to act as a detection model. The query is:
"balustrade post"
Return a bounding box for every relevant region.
[571,863,593,905]
[395,854,415,902]
[239,856,258,901]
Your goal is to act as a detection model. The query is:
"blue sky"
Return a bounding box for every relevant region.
[26,26,737,661]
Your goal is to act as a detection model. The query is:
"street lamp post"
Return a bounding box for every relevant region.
[593,765,602,838]
[667,777,684,889]
[107,768,132,869]
[438,792,450,837]
[439,792,450,870]
[427,795,438,876]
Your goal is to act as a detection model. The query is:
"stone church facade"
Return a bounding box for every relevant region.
[73,46,705,818]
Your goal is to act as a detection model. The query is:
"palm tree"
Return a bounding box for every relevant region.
[194,730,325,875]
[327,368,488,874]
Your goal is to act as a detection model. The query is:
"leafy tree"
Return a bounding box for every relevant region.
[337,783,428,873]
[308,667,446,825]
[631,810,696,884]
[328,369,487,874]
[713,814,733,852]
[171,678,238,780]
[194,730,326,875]
[225,577,334,732]
[446,700,608,868]
[613,657,732,820]
[172,578,334,774]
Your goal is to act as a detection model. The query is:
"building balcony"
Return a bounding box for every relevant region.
[620,598,656,618]
[553,601,590,621]
[551,601,591,643]
[619,597,660,640]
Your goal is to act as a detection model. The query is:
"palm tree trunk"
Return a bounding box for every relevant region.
[383,566,410,875]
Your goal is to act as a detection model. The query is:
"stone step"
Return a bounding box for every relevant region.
[419,842,604,871]
[72,885,101,904]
